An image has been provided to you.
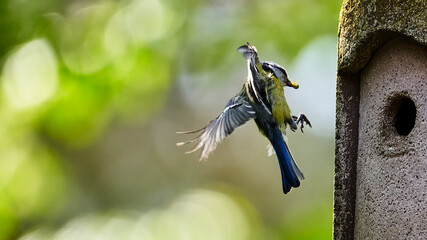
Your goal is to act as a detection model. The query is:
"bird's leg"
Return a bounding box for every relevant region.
[288,118,298,132]
[292,113,312,133]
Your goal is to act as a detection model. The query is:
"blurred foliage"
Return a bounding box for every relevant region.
[0,0,341,239]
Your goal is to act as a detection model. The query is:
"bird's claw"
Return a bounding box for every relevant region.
[293,113,312,133]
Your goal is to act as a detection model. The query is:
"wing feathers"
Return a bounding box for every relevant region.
[177,96,255,160]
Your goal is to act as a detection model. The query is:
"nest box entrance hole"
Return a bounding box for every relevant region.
[386,95,416,136]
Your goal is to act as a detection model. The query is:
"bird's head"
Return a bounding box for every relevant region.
[261,61,299,89]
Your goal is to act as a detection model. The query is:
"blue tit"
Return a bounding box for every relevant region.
[178,43,311,194]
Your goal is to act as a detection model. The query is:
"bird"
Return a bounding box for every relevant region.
[177,42,311,194]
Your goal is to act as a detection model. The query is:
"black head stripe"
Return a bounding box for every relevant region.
[262,62,288,79]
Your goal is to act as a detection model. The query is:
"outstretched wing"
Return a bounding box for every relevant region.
[238,44,272,115]
[177,94,256,160]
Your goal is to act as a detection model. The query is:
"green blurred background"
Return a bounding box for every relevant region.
[0,0,340,239]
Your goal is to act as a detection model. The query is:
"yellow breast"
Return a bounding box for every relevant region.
[267,76,292,129]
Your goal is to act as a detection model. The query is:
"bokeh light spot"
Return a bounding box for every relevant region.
[105,0,169,48]
[59,3,116,74]
[2,39,59,110]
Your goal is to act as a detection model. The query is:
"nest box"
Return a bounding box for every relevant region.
[334,1,426,239]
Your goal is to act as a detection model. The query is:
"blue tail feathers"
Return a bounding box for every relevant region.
[269,128,304,194]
